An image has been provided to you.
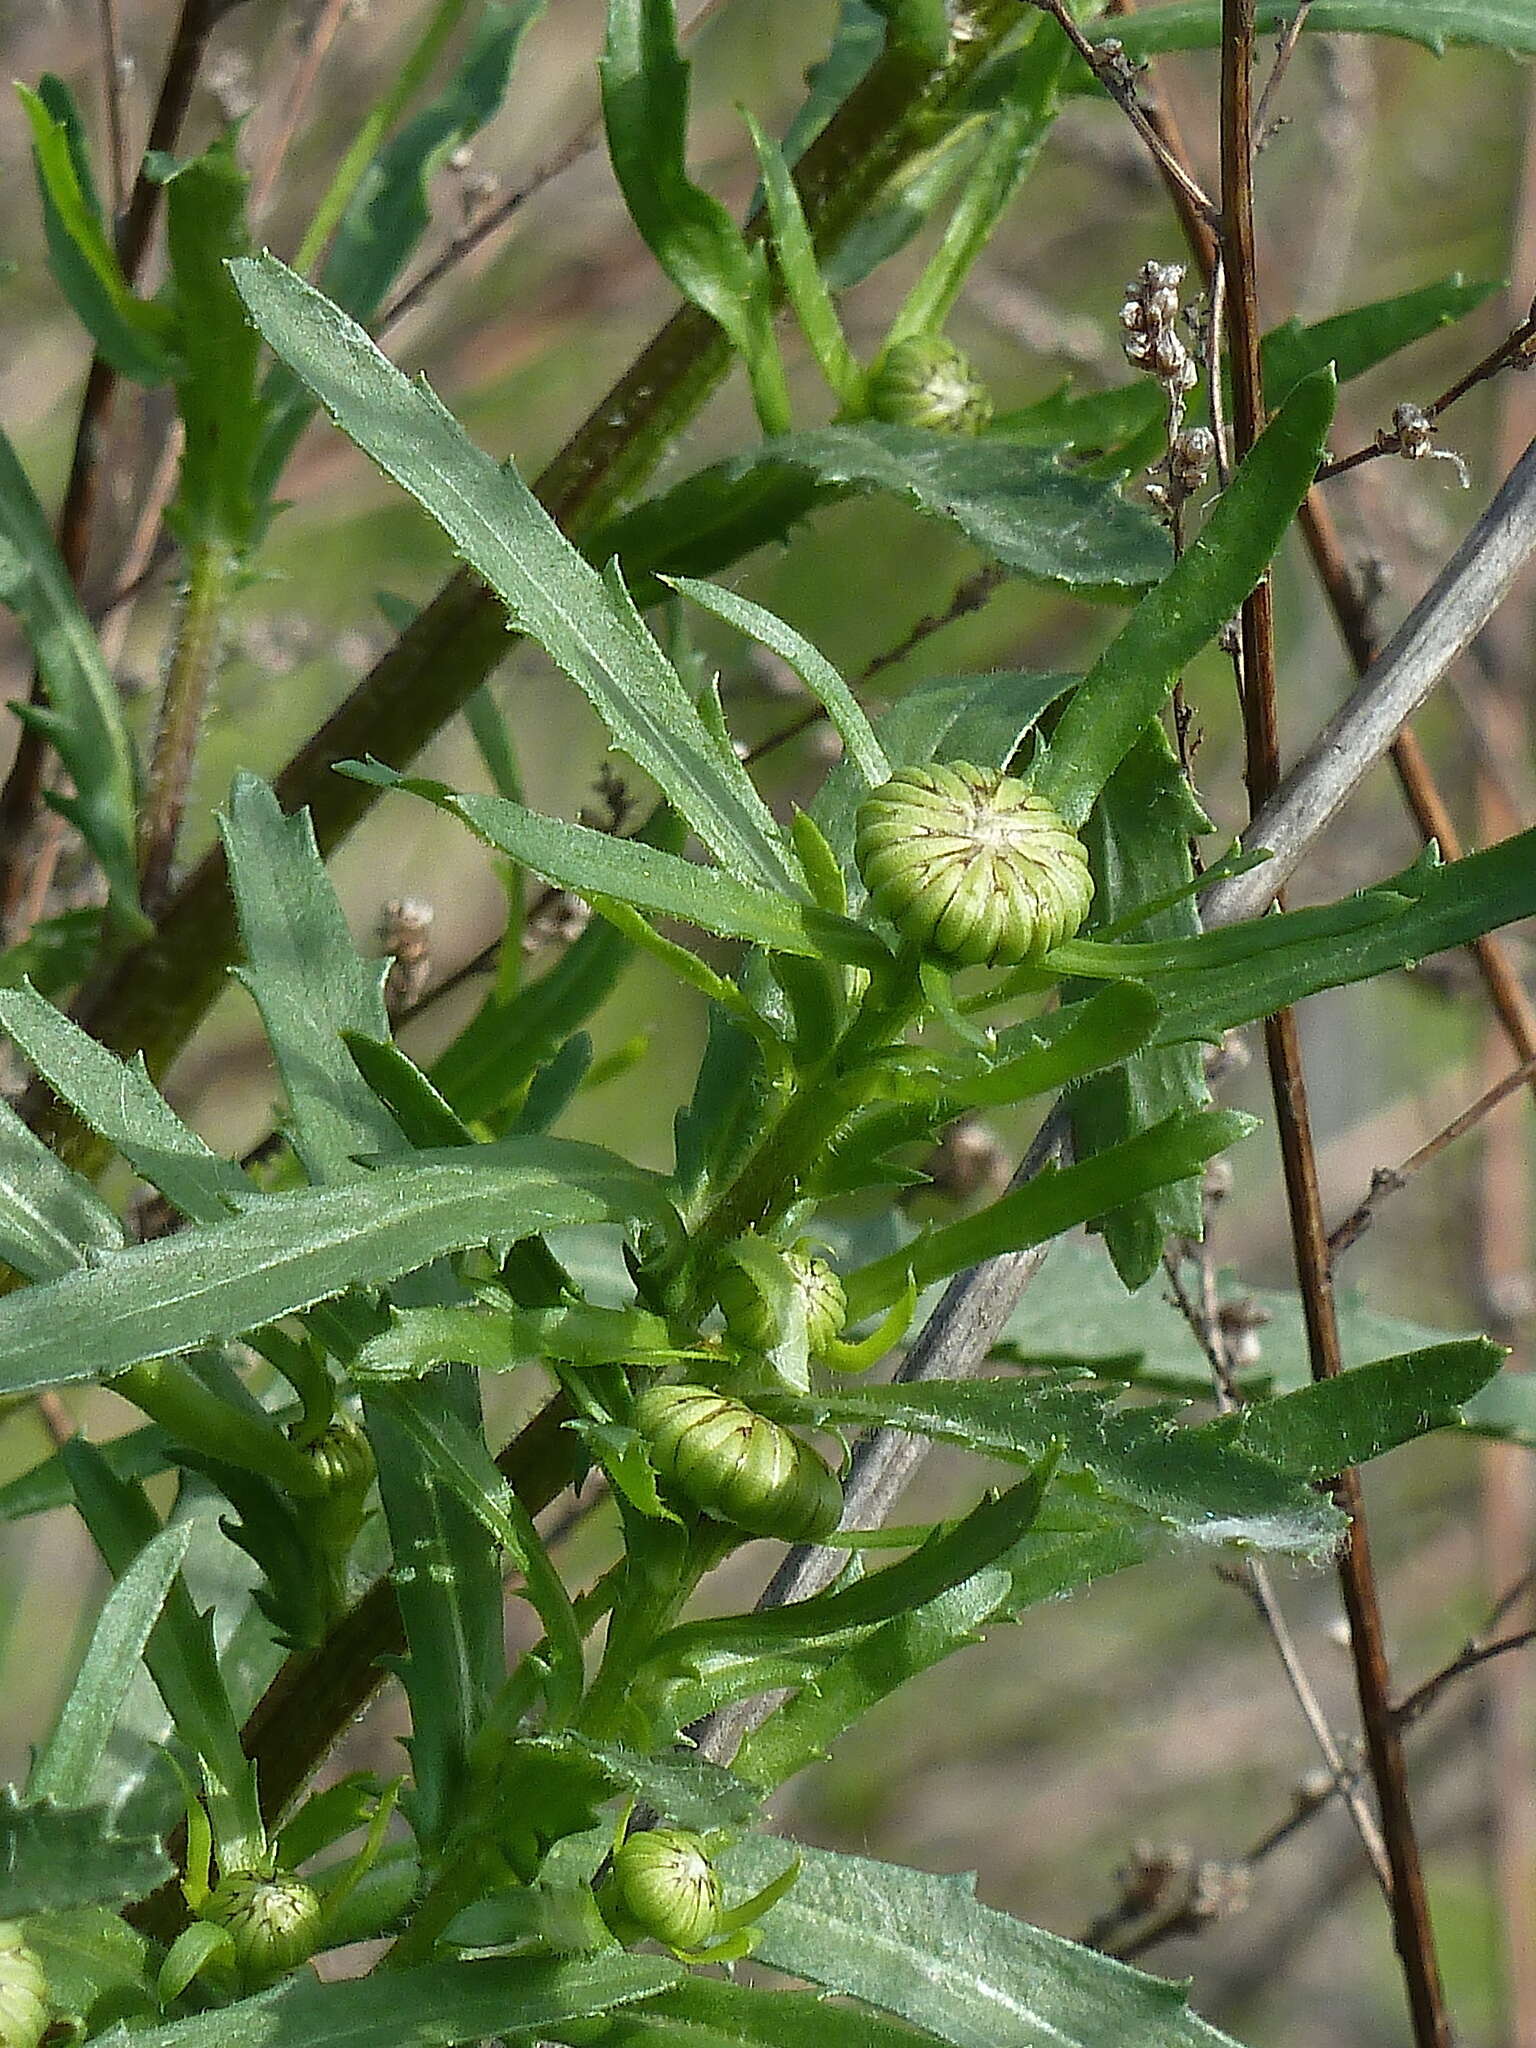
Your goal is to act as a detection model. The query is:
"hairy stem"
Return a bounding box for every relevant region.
[138,542,232,918]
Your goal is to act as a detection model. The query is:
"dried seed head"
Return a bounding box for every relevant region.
[855,762,1093,968]
[1120,261,1197,410]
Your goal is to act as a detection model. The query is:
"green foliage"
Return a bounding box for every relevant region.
[1,7,1532,2041]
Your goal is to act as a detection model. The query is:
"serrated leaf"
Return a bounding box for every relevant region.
[232,253,796,895]
[1034,370,1336,827]
[89,1953,680,2048]
[844,1109,1255,1318]
[348,765,884,966]
[22,1907,151,2032]
[550,1736,761,1829]
[591,425,1170,604]
[1101,0,1536,61]
[29,1522,194,1805]
[0,426,143,934]
[0,981,250,1224]
[0,1138,670,1397]
[0,1790,171,1914]
[725,1838,1240,2048]
[758,1380,1342,1554]
[221,772,401,1182]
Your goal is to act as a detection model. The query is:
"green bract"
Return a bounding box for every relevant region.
[865,334,994,434]
[635,1384,843,1542]
[0,1925,48,2048]
[202,1869,324,1983]
[855,762,1094,967]
[609,1827,722,1951]
[716,1241,848,1357]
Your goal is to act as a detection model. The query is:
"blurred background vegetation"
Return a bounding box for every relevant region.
[0,3,1532,2041]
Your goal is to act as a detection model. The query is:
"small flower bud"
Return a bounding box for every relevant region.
[293,1413,375,1545]
[608,1829,722,1952]
[715,1241,847,1357]
[635,1384,842,1543]
[202,1870,323,1984]
[866,335,993,435]
[0,1926,49,2048]
[854,762,1094,968]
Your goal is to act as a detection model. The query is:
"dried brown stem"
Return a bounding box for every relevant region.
[1328,1051,1536,1262]
[1251,0,1313,147]
[249,0,353,219]
[97,0,130,219]
[1317,300,1536,481]
[1220,4,1449,2039]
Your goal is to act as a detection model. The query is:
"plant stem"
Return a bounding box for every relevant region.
[1218,5,1450,2042]
[111,1357,323,1496]
[138,542,232,918]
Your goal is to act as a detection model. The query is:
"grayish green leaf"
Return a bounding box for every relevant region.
[0,1091,123,1283]
[0,1790,171,1914]
[1103,1,1536,60]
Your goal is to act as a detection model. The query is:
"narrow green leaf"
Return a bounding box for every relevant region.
[590,425,1170,605]
[1214,1340,1504,1478]
[0,1138,670,1397]
[726,1838,1241,2048]
[1102,0,1536,61]
[946,981,1162,1108]
[0,1424,171,1524]
[1263,274,1500,405]
[1067,723,1211,1288]
[20,78,173,383]
[600,0,789,430]
[845,1109,1256,1317]
[30,1522,194,1805]
[0,906,102,1001]
[0,1091,123,1282]
[232,253,796,894]
[759,1380,1342,1554]
[666,577,888,789]
[348,765,885,966]
[0,982,249,1224]
[745,114,863,408]
[61,1440,263,1867]
[0,426,143,933]
[90,1953,680,2048]
[220,773,401,1182]
[0,1790,172,1915]
[257,5,539,496]
[552,1736,761,1830]
[1034,370,1337,827]
[345,1033,474,1149]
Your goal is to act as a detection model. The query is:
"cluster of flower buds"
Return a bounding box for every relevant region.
[1120,261,1198,409]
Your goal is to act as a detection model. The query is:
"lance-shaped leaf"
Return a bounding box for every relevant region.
[585,1978,952,2048]
[345,763,885,966]
[88,1953,680,2048]
[1033,370,1336,828]
[0,1790,172,1915]
[232,253,795,895]
[1262,273,1499,405]
[590,425,1170,605]
[0,1139,671,1398]
[725,1838,1241,2048]
[0,1088,124,1284]
[0,427,143,934]
[1099,1,1536,61]
[844,1109,1255,1318]
[757,1380,1342,1554]
[0,982,249,1225]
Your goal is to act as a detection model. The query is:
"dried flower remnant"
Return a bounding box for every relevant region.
[1380,402,1469,487]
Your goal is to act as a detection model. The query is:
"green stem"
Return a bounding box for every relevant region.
[111,1357,323,1496]
[294,0,470,274]
[577,1524,735,1742]
[137,541,231,918]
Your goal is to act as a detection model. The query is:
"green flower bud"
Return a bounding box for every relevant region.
[294,1414,375,1545]
[855,761,1093,968]
[0,1925,49,2048]
[866,335,993,435]
[715,1242,848,1357]
[202,1870,323,1983]
[610,1829,722,1951]
[635,1384,842,1543]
